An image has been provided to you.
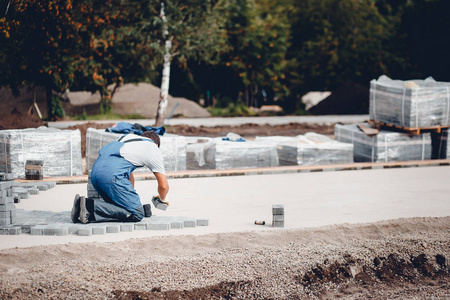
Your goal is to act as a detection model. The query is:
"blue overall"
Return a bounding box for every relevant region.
[89,137,154,222]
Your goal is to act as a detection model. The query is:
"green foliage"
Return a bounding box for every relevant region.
[50,94,66,119]
[208,102,256,117]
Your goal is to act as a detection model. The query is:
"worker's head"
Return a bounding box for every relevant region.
[141,131,161,148]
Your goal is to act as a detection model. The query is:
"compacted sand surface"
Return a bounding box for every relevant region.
[0,217,449,299]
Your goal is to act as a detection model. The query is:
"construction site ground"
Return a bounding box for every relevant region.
[1,115,450,299]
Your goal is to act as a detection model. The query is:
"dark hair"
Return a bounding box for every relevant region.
[141,131,161,148]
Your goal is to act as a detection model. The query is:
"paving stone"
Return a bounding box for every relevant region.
[37,184,48,191]
[0,190,7,197]
[0,218,11,226]
[147,223,170,230]
[30,225,46,235]
[0,172,14,181]
[0,181,12,190]
[0,203,15,211]
[135,223,147,230]
[196,219,209,226]
[0,196,14,205]
[43,225,69,236]
[77,227,92,236]
[0,226,21,235]
[272,221,285,228]
[92,226,106,235]
[120,224,134,232]
[273,214,285,222]
[170,221,184,229]
[106,224,121,233]
[272,204,285,215]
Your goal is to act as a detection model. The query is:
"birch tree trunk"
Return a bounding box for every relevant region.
[155,3,172,127]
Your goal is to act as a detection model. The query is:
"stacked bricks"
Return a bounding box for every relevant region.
[25,160,44,180]
[272,204,285,228]
[0,172,21,235]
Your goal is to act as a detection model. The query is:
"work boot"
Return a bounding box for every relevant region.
[78,196,91,224]
[71,194,81,223]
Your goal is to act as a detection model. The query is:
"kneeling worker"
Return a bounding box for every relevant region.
[71,131,169,224]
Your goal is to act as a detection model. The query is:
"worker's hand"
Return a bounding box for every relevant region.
[152,195,169,211]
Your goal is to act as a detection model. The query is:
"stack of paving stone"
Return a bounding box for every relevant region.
[0,127,82,178]
[272,204,284,228]
[256,133,354,166]
[187,137,279,170]
[25,160,44,180]
[85,128,187,172]
[334,123,432,163]
[370,75,450,128]
[0,172,21,235]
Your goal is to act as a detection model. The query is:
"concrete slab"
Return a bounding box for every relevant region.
[1,165,449,249]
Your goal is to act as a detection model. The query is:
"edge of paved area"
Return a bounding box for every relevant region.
[15,159,450,185]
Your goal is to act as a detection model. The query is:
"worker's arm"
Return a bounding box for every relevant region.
[129,172,135,188]
[154,172,169,200]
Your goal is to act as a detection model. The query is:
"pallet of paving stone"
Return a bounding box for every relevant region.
[0,127,83,178]
[370,75,450,129]
[256,133,354,166]
[334,123,432,163]
[85,128,187,172]
[187,137,279,170]
[25,160,44,180]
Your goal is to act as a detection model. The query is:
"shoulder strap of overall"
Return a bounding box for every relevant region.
[118,135,155,144]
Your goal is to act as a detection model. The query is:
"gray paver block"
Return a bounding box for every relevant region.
[77,227,92,236]
[170,221,184,229]
[120,224,134,232]
[0,218,11,226]
[106,224,121,233]
[0,181,13,190]
[135,223,147,230]
[37,184,48,191]
[0,226,21,235]
[147,223,170,230]
[30,225,46,235]
[273,214,285,222]
[0,196,13,204]
[196,219,209,226]
[272,204,284,215]
[0,203,15,211]
[272,221,285,228]
[92,226,106,235]
[43,225,69,236]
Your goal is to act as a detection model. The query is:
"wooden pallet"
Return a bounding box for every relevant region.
[368,120,450,135]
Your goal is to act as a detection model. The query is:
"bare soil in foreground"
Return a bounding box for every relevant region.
[0,217,449,299]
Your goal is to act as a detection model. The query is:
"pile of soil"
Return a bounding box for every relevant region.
[0,217,449,299]
[0,110,47,130]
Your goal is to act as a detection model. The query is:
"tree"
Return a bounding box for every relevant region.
[287,0,397,100]
[148,0,229,126]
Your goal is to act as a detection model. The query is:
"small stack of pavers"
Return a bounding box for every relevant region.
[272,204,285,228]
[25,160,44,180]
[0,172,21,235]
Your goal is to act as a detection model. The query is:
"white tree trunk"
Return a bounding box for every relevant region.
[155,3,172,127]
[155,40,172,127]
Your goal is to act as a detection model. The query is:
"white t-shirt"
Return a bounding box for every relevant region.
[119,134,166,174]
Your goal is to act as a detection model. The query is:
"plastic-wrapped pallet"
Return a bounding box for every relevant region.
[334,123,432,162]
[256,133,353,166]
[187,137,278,170]
[431,129,449,159]
[370,75,450,128]
[0,127,82,178]
[185,137,213,170]
[85,128,186,172]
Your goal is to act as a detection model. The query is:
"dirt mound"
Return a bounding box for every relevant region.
[0,111,47,130]
[66,83,211,118]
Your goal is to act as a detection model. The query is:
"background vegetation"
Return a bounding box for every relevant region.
[1,0,449,119]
